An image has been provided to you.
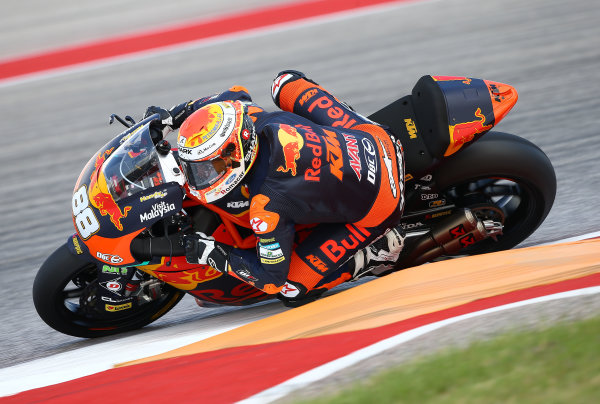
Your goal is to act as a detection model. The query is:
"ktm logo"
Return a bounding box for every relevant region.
[404,118,417,139]
[306,254,328,273]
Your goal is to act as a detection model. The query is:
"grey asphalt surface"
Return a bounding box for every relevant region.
[0,0,599,396]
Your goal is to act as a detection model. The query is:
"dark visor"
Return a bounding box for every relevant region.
[180,158,228,190]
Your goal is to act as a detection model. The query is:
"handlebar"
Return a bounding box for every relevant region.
[130,234,186,261]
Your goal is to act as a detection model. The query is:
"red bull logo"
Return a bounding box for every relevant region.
[445,108,493,156]
[92,192,131,231]
[88,147,132,232]
[276,124,304,176]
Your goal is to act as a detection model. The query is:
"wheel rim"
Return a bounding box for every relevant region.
[55,263,180,331]
[444,176,541,252]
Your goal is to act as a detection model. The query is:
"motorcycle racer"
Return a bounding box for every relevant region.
[145,71,406,306]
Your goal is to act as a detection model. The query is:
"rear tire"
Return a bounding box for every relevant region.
[433,132,556,252]
[33,243,184,338]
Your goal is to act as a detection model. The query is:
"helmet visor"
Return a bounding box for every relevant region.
[181,158,228,190]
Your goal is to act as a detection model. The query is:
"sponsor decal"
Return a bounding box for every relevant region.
[259,243,283,259]
[250,217,269,233]
[401,222,424,230]
[404,118,417,139]
[92,192,132,231]
[102,265,128,275]
[96,252,124,264]
[235,267,259,282]
[429,199,446,208]
[72,235,83,255]
[259,237,276,243]
[140,201,177,222]
[320,224,371,263]
[100,278,123,294]
[298,125,343,182]
[140,190,168,202]
[459,233,477,248]
[343,133,362,181]
[378,138,397,198]
[276,124,304,176]
[300,124,321,181]
[445,108,493,156]
[271,73,294,100]
[244,130,258,163]
[323,129,343,181]
[427,210,452,219]
[420,174,433,181]
[279,282,300,298]
[260,256,285,264]
[206,172,244,203]
[306,254,328,273]
[307,96,357,128]
[420,193,439,200]
[450,224,467,239]
[362,138,377,185]
[105,302,132,312]
[84,147,132,233]
[227,200,250,209]
[299,88,318,106]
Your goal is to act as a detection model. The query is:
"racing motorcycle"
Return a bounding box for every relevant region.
[33,75,556,338]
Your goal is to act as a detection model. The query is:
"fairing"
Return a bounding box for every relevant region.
[431,76,518,156]
[72,118,185,266]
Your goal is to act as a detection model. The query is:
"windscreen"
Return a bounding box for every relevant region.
[100,127,165,201]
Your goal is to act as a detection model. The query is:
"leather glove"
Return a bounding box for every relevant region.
[184,232,230,273]
[143,106,174,127]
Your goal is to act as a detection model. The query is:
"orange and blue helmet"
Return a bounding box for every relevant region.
[177,101,258,203]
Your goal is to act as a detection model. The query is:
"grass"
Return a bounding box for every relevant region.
[295,316,600,404]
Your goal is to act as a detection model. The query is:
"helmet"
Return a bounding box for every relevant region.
[177,101,258,203]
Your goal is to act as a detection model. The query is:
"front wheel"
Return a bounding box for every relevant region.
[33,243,184,338]
[433,132,556,253]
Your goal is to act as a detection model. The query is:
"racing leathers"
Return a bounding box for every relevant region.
[160,72,405,304]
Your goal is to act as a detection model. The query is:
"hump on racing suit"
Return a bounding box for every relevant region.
[215,71,405,300]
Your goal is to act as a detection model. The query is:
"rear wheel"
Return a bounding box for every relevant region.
[434,132,556,253]
[33,243,184,338]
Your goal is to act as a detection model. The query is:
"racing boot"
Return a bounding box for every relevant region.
[271,70,320,109]
[347,227,405,280]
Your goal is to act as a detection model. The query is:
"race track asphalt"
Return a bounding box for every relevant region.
[0,0,598,375]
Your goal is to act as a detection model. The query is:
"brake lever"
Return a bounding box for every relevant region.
[109,114,136,128]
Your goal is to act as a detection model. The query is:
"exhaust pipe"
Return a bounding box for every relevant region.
[398,209,494,268]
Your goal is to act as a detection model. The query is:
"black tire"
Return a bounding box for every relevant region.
[33,243,184,338]
[433,131,556,253]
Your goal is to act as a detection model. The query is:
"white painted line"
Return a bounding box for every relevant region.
[237,286,600,404]
[0,319,254,397]
[538,231,600,246]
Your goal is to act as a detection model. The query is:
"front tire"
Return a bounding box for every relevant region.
[33,243,184,338]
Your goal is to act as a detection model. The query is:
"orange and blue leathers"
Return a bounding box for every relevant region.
[179,74,404,298]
